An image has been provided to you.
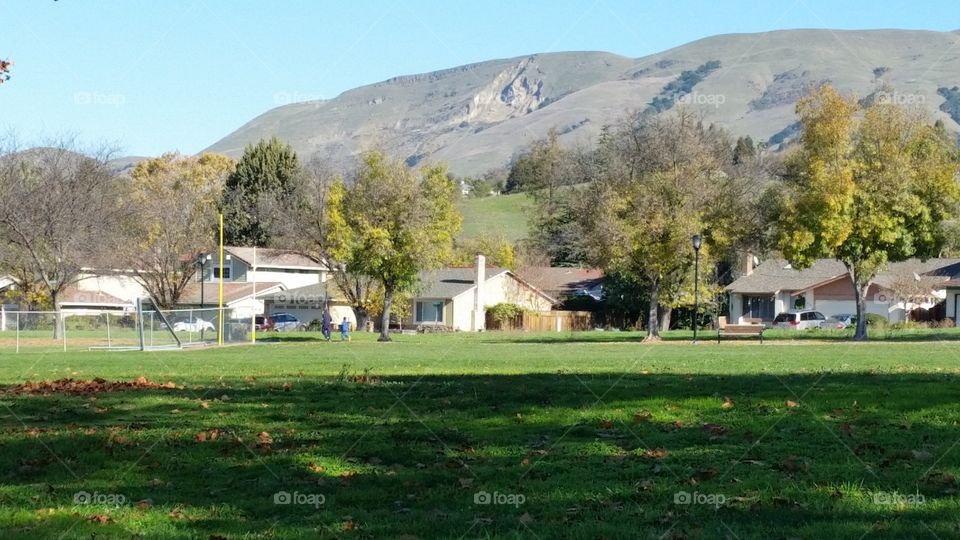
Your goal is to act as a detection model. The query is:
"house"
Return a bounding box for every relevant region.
[408,255,555,331]
[259,282,357,329]
[176,281,285,320]
[726,257,960,323]
[173,246,330,318]
[517,267,604,304]
[196,246,328,289]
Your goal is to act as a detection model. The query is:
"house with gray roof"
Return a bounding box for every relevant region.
[409,255,555,331]
[726,257,960,324]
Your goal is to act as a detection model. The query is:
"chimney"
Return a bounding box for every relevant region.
[742,251,755,276]
[473,254,486,331]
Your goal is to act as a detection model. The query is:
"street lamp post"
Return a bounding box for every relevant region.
[692,234,702,344]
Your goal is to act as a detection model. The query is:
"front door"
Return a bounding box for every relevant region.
[742,295,775,322]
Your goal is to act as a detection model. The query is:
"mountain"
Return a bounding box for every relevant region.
[206,29,960,177]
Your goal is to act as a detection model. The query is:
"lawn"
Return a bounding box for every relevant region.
[2,331,960,538]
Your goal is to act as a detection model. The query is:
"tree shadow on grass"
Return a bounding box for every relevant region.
[1,372,959,538]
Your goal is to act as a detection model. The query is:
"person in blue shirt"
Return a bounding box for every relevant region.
[339,317,350,341]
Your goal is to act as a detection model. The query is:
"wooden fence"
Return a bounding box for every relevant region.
[486,310,594,332]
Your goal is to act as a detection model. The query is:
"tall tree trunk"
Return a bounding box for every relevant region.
[851,273,869,341]
[646,280,661,341]
[378,286,394,342]
[659,306,672,332]
[354,307,369,331]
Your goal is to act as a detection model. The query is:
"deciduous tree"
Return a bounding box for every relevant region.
[777,85,960,340]
[577,110,732,340]
[123,152,233,308]
[327,151,461,341]
[0,140,122,336]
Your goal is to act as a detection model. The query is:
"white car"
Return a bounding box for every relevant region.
[820,314,856,330]
[173,318,215,332]
[773,310,827,330]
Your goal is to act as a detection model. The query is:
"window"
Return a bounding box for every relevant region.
[213,265,231,279]
[415,300,444,323]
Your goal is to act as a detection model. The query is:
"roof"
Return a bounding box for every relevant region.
[727,257,960,294]
[416,267,509,299]
[258,281,348,304]
[517,267,604,300]
[218,247,326,270]
[874,258,960,289]
[177,281,283,306]
[726,258,848,294]
[57,287,129,307]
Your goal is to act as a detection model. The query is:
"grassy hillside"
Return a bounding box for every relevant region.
[206,29,960,176]
[457,193,530,241]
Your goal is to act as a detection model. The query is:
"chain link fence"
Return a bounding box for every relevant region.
[0,306,253,354]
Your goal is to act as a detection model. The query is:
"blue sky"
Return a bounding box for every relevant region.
[1,0,957,157]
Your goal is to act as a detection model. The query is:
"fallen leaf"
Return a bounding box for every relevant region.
[600,419,615,430]
[195,431,207,443]
[89,514,114,524]
[642,448,669,460]
[282,382,292,392]
[633,411,653,423]
[786,400,799,408]
[721,398,734,410]
[134,499,153,510]
[257,432,272,444]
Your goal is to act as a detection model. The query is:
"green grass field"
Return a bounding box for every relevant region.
[457,193,530,241]
[2,331,960,539]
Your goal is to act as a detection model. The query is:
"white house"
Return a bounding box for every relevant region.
[407,255,555,331]
[180,246,330,318]
[726,257,959,324]
[198,247,328,290]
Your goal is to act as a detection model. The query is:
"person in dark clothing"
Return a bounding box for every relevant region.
[321,309,332,341]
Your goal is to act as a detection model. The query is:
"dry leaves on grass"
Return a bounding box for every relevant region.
[721,397,734,410]
[5,377,178,395]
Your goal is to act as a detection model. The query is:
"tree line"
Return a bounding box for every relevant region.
[1,84,957,341]
[506,85,960,341]
[0,137,461,342]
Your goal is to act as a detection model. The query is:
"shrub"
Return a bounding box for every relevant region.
[865,313,888,328]
[486,303,525,329]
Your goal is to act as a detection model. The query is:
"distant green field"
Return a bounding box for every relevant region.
[457,193,530,241]
[3,331,960,538]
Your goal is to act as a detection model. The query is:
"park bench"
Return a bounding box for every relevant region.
[716,316,765,343]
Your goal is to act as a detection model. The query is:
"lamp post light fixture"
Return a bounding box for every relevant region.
[691,234,702,344]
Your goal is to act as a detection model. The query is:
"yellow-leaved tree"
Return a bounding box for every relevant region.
[778,85,960,340]
[125,152,234,308]
[327,151,461,341]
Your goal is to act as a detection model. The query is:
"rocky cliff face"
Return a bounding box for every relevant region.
[206,29,960,177]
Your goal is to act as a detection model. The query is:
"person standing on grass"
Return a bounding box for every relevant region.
[340,317,351,341]
[321,309,332,341]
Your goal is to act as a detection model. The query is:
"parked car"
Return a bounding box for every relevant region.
[269,312,304,331]
[172,318,215,332]
[820,314,856,330]
[255,315,275,332]
[773,310,827,330]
